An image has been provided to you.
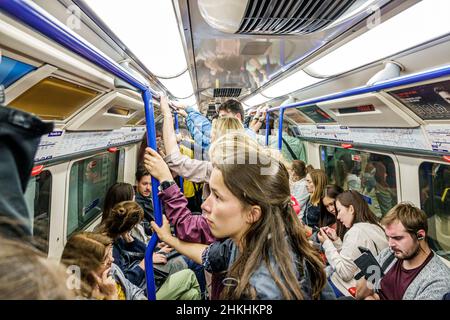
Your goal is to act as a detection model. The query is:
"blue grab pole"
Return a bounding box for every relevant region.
[143,90,161,300]
[265,111,270,146]
[0,0,162,301]
[277,108,284,151]
[173,112,183,192]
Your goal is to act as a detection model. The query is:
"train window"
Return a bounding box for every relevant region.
[419,162,450,261]
[320,146,398,218]
[9,76,99,121]
[24,170,52,253]
[0,56,36,88]
[67,152,119,236]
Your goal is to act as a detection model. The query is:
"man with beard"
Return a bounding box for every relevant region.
[356,202,450,300]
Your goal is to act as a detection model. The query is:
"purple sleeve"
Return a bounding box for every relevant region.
[159,184,215,245]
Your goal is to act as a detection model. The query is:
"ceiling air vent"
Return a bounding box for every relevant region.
[198,0,363,35]
[213,88,242,98]
[238,0,357,35]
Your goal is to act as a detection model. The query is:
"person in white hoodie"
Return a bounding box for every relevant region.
[317,190,388,297]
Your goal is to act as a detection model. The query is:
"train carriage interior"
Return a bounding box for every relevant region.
[1,0,450,301]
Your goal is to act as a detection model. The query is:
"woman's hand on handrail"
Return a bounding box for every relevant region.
[144,147,173,182]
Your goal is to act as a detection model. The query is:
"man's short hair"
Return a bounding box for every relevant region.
[217,99,244,120]
[381,202,428,236]
[135,164,150,182]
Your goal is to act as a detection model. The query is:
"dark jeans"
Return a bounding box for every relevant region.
[0,107,53,237]
[182,256,207,299]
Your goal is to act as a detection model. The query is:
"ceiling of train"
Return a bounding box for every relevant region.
[177,0,412,113]
[27,0,449,118]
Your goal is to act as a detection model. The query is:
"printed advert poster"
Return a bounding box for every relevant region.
[390,79,450,120]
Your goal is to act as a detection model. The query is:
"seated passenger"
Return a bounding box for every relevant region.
[373,161,396,216]
[61,231,200,300]
[356,203,450,300]
[309,185,345,244]
[302,169,328,228]
[148,133,334,300]
[320,185,344,231]
[335,153,361,191]
[290,160,309,219]
[317,190,388,297]
[134,165,155,234]
[135,163,207,298]
[96,182,148,241]
[97,201,188,289]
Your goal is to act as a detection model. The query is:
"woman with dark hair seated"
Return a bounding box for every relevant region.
[317,191,388,297]
[97,201,200,299]
[61,231,200,300]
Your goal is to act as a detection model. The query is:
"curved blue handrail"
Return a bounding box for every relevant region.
[0,0,161,300]
[267,65,450,113]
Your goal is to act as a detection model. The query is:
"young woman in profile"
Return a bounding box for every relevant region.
[145,133,334,300]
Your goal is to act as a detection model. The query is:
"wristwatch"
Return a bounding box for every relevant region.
[158,180,176,191]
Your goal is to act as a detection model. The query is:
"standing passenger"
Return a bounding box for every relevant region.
[147,134,333,300]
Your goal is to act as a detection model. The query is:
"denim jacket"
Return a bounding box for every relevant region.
[202,238,336,300]
[185,106,211,151]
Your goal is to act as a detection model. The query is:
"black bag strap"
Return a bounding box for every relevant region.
[282,136,298,161]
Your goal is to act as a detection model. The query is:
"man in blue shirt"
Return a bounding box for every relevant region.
[177,99,256,151]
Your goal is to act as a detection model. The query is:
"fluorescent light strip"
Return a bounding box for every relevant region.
[307,0,450,77]
[243,93,271,107]
[262,70,322,98]
[84,0,187,78]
